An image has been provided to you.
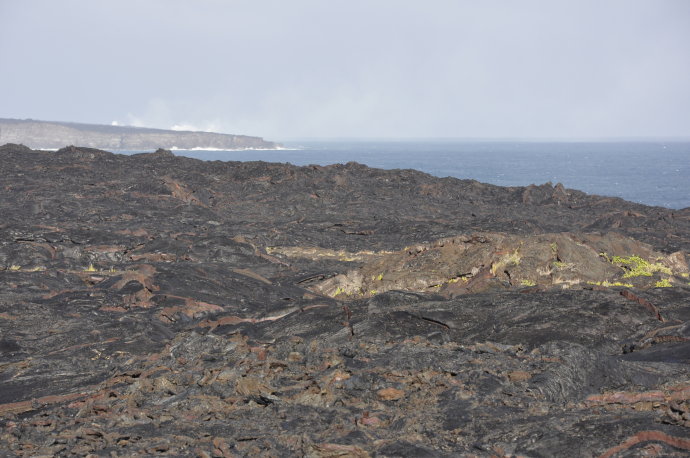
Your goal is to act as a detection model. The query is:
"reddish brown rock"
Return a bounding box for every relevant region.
[377,388,405,401]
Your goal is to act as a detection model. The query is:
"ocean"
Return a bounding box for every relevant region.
[157,141,688,210]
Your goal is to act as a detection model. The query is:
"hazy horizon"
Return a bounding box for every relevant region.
[1,1,689,141]
[3,116,690,144]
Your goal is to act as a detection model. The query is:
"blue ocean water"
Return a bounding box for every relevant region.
[164,141,689,209]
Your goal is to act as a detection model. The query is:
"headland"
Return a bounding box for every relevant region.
[0,118,280,150]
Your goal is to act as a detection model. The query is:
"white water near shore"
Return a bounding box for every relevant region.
[169,146,299,152]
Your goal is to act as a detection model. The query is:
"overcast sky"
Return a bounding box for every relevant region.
[1,0,689,140]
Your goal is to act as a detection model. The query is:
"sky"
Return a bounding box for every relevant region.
[1,0,689,141]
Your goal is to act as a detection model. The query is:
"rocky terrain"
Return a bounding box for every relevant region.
[0,119,280,151]
[1,143,689,456]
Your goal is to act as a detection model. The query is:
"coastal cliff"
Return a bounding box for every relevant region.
[0,118,280,150]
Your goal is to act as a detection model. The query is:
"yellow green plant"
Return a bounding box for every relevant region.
[520,279,536,287]
[84,264,97,272]
[610,255,672,278]
[491,249,521,275]
[655,278,672,288]
[26,266,46,272]
[587,281,633,288]
[333,287,345,297]
[8,265,21,271]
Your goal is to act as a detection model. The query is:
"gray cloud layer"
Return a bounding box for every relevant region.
[1,0,689,139]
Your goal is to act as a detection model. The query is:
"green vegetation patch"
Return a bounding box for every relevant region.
[609,255,672,278]
[587,280,633,288]
[655,278,673,288]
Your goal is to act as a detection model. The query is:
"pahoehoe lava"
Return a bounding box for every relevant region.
[1,143,689,456]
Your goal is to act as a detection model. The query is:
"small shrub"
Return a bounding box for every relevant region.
[655,278,672,288]
[610,255,672,278]
[587,281,633,288]
[491,249,521,275]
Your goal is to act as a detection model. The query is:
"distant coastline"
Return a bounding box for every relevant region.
[0,118,281,151]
